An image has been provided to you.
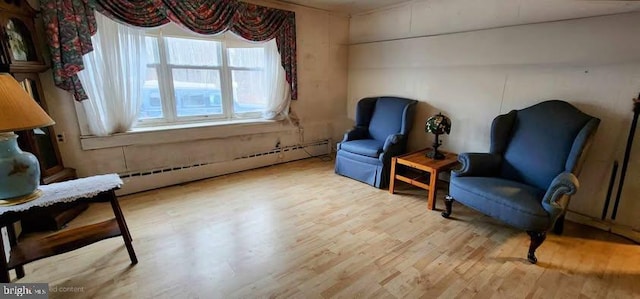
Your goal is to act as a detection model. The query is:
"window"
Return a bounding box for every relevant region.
[138,31,270,126]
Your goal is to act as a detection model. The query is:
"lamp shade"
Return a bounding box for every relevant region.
[425,113,451,135]
[0,74,54,132]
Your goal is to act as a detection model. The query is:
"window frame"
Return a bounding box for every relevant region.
[136,32,267,128]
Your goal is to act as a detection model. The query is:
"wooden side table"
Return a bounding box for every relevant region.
[389,148,458,210]
[0,174,137,282]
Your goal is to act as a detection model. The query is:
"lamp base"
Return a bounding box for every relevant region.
[0,132,42,200]
[426,133,445,160]
[426,149,445,160]
[0,189,42,206]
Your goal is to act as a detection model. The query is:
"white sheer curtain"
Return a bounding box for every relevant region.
[262,39,290,120]
[77,12,147,136]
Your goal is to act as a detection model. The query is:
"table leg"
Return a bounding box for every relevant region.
[6,225,24,279]
[109,191,132,242]
[427,170,438,210]
[0,227,9,282]
[108,191,138,264]
[389,157,397,194]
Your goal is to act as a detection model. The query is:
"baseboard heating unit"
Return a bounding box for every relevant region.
[117,139,331,195]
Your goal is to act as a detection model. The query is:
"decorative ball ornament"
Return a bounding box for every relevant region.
[425,113,452,160]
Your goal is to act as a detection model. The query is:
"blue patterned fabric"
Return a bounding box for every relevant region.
[335,97,417,188]
[450,100,600,232]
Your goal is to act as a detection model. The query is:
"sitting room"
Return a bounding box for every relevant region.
[0,0,639,298]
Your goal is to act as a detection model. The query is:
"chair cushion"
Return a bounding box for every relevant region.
[339,139,384,158]
[499,100,592,190]
[450,176,550,231]
[368,98,411,141]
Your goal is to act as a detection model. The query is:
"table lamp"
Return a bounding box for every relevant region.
[0,74,55,205]
[425,112,451,160]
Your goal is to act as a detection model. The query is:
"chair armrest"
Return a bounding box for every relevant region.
[452,153,502,177]
[383,134,404,152]
[541,172,579,219]
[341,126,368,143]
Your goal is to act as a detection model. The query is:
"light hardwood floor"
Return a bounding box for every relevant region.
[15,158,640,298]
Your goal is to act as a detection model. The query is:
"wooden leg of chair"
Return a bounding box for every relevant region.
[527,231,547,264]
[109,191,138,264]
[442,195,454,218]
[111,192,132,242]
[0,227,9,282]
[553,214,565,235]
[6,225,24,279]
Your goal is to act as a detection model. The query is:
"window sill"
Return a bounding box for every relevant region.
[130,118,274,132]
[80,119,295,150]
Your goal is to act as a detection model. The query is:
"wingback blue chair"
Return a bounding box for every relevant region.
[335,97,418,188]
[443,100,600,264]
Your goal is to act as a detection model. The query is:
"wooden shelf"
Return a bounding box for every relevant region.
[8,219,121,269]
[0,63,48,73]
[395,175,429,189]
[42,168,77,185]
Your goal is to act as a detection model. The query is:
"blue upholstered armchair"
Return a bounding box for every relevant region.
[444,100,600,264]
[335,97,418,188]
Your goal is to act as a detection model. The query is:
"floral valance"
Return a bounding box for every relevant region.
[41,0,297,101]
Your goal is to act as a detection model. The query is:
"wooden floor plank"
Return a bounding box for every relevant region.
[12,158,640,298]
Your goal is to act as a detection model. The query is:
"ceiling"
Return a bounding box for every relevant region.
[279,0,640,17]
[278,0,410,14]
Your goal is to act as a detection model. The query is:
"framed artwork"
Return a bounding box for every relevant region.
[5,18,36,62]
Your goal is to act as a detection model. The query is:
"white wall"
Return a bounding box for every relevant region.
[39,0,351,194]
[349,8,640,231]
[350,0,640,44]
